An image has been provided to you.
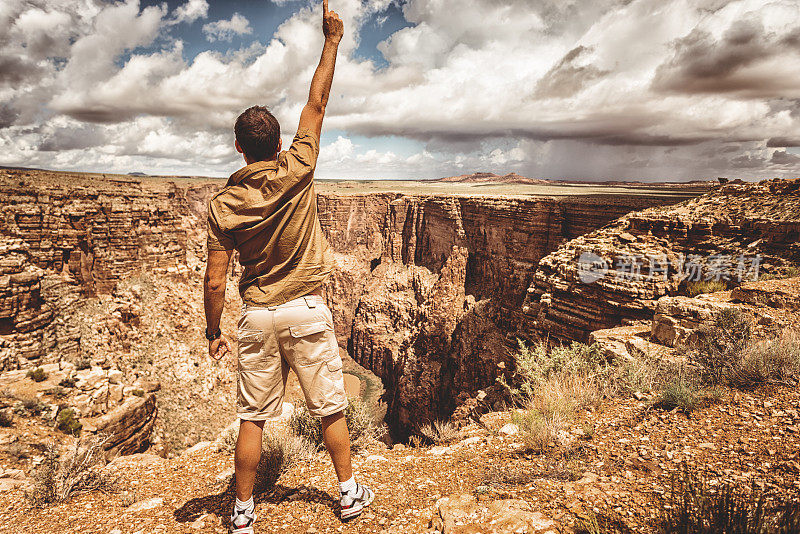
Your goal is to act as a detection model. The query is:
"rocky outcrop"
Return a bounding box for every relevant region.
[523,179,800,343]
[94,393,157,458]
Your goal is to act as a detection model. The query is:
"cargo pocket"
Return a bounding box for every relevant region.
[237,329,264,371]
[288,320,337,368]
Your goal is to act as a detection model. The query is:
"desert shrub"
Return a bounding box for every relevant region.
[55,408,82,437]
[18,398,47,416]
[654,374,701,414]
[214,425,239,454]
[289,397,375,450]
[686,280,727,297]
[58,376,77,388]
[662,468,800,534]
[26,367,48,383]
[503,340,607,401]
[251,430,313,492]
[692,308,752,385]
[418,420,463,445]
[28,435,115,507]
[512,408,567,452]
[0,410,13,427]
[74,357,91,371]
[727,331,800,389]
[43,387,68,399]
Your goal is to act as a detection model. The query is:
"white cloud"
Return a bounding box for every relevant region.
[0,0,798,180]
[202,13,253,43]
[171,0,208,25]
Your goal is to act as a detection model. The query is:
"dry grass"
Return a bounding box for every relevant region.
[28,435,116,507]
[513,368,603,453]
[218,427,313,493]
[692,308,753,385]
[728,330,800,389]
[253,431,313,492]
[289,397,376,450]
[418,420,463,445]
[662,467,800,534]
[685,280,727,297]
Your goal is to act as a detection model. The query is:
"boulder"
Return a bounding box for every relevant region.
[93,393,157,458]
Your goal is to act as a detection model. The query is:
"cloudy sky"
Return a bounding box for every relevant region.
[1,0,799,181]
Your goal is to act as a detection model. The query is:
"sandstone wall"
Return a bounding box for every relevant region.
[0,170,191,368]
[523,179,800,344]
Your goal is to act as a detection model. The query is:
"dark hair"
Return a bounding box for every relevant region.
[234,106,281,161]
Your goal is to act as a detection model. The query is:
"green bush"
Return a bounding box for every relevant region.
[692,308,752,385]
[662,467,800,534]
[289,397,375,450]
[686,280,727,297]
[55,408,82,437]
[26,368,48,383]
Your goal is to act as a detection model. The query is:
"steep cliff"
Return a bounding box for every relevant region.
[523,178,800,344]
[0,171,190,369]
[0,168,693,440]
[315,193,690,436]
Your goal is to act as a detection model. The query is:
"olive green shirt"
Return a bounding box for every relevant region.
[207,128,334,306]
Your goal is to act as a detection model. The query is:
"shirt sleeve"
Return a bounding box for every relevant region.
[283,128,320,173]
[207,203,234,251]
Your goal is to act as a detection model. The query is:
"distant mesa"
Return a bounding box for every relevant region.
[128,171,147,176]
[437,172,549,185]
[437,172,715,189]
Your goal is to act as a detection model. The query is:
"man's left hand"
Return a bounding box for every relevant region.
[209,335,232,360]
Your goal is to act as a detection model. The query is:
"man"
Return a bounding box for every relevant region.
[202,3,373,532]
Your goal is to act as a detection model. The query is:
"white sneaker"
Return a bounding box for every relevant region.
[340,483,375,520]
[230,507,256,534]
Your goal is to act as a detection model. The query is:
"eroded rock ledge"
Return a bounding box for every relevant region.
[523,178,800,344]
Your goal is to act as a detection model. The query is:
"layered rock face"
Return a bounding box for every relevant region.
[315,193,688,436]
[1,168,692,441]
[524,179,800,344]
[0,171,190,369]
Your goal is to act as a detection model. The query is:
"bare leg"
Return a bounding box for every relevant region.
[235,419,265,501]
[321,411,353,482]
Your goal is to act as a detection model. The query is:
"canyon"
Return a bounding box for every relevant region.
[0,168,700,443]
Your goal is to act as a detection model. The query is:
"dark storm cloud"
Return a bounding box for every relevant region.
[534,46,609,98]
[37,124,107,151]
[731,153,768,168]
[767,137,800,148]
[771,150,800,166]
[0,105,19,129]
[0,54,46,87]
[652,20,800,97]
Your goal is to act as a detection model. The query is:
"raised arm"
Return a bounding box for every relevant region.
[298,0,344,139]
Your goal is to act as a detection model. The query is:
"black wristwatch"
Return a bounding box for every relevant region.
[205,328,221,341]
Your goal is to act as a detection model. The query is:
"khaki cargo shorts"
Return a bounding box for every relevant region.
[236,295,348,421]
